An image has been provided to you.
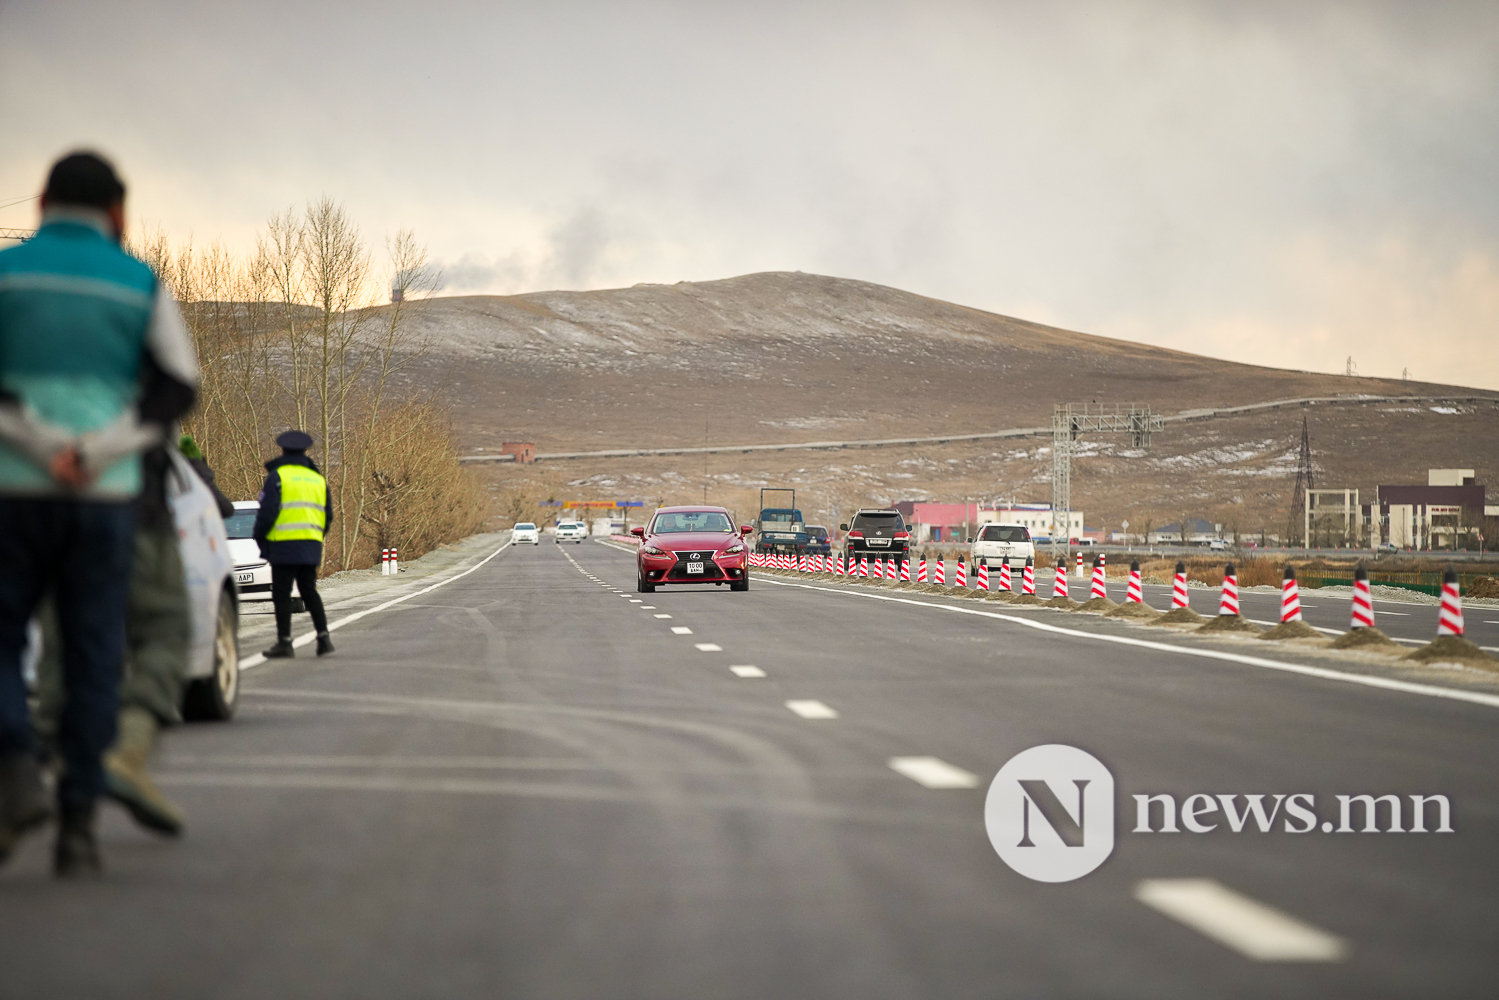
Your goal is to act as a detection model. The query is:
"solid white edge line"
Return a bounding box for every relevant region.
[240,537,515,671]
[749,576,1499,710]
[1135,878,1347,961]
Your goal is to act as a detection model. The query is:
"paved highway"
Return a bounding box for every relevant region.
[2,538,1496,998]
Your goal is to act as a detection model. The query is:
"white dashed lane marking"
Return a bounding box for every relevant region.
[639,606,656,609]
[1135,879,1346,962]
[629,599,643,603]
[730,665,766,678]
[888,757,980,789]
[654,614,672,619]
[670,626,694,635]
[695,643,723,652]
[786,700,839,720]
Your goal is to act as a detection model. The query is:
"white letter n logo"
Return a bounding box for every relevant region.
[1018,779,1090,847]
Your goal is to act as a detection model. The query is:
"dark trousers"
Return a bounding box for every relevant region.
[271,564,328,639]
[0,497,134,810]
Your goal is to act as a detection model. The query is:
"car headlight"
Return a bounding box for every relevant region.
[723,543,745,555]
[642,546,669,556]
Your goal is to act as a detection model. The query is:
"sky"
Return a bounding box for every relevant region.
[2,1,1497,389]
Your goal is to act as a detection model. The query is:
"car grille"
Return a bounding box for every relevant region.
[667,549,727,580]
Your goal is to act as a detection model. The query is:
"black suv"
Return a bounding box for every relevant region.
[840,508,910,563]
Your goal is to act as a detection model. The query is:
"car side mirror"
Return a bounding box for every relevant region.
[740,525,753,536]
[630,527,645,538]
[839,523,849,532]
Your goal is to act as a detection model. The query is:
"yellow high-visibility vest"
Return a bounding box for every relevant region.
[266,464,328,542]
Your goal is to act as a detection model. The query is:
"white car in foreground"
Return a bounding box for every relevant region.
[514,522,541,544]
[970,523,1036,569]
[26,452,242,721]
[555,520,587,543]
[167,450,242,719]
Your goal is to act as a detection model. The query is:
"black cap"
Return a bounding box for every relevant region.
[276,429,314,451]
[1225,562,1235,576]
[1130,559,1140,571]
[1284,564,1296,580]
[44,152,125,209]
[1175,561,1186,574]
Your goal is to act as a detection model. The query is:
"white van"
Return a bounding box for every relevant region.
[970,523,1035,569]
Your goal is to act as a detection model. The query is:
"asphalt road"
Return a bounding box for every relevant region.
[2,537,1496,999]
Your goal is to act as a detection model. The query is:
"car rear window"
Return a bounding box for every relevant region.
[806,526,828,539]
[515,523,536,530]
[224,511,257,539]
[851,512,903,531]
[980,525,1030,542]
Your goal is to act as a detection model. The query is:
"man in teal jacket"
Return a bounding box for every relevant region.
[0,152,198,877]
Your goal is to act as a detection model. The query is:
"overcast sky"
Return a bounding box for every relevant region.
[3,1,1496,388]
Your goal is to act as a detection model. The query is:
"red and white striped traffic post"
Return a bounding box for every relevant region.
[1279,565,1303,623]
[1053,559,1070,599]
[859,556,869,578]
[1437,567,1465,636]
[977,562,990,591]
[1022,557,1036,595]
[833,554,845,576]
[1099,552,1106,573]
[1350,565,1375,628]
[390,548,398,574]
[997,562,1011,592]
[887,558,897,580]
[873,557,885,579]
[955,558,968,587]
[1089,557,1107,599]
[1171,561,1190,609]
[899,558,911,582]
[935,558,946,586]
[915,557,926,583]
[1126,560,1143,603]
[1076,551,1084,578]
[381,547,390,575]
[1218,563,1240,616]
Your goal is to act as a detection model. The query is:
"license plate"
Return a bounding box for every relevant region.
[236,572,254,584]
[687,562,704,574]
[870,538,890,546]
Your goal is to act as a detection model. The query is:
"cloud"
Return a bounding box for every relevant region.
[3,1,1497,387]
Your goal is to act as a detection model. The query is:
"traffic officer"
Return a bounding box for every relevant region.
[254,430,334,658]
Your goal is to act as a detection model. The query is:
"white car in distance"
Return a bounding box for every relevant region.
[226,500,304,607]
[554,520,587,543]
[513,522,541,544]
[970,523,1035,569]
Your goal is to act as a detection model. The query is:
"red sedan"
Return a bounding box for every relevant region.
[632,506,753,593]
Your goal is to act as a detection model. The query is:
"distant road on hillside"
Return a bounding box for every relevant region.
[460,393,1498,463]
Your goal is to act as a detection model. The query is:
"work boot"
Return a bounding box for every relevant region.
[316,632,335,657]
[0,752,54,866]
[104,707,184,837]
[263,637,295,658]
[54,801,102,879]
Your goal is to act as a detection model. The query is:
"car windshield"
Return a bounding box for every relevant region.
[980,525,1029,542]
[760,509,802,524]
[652,511,733,533]
[515,523,536,530]
[851,512,903,531]
[225,511,257,539]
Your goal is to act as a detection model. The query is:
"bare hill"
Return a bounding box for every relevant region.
[394,272,1498,534]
